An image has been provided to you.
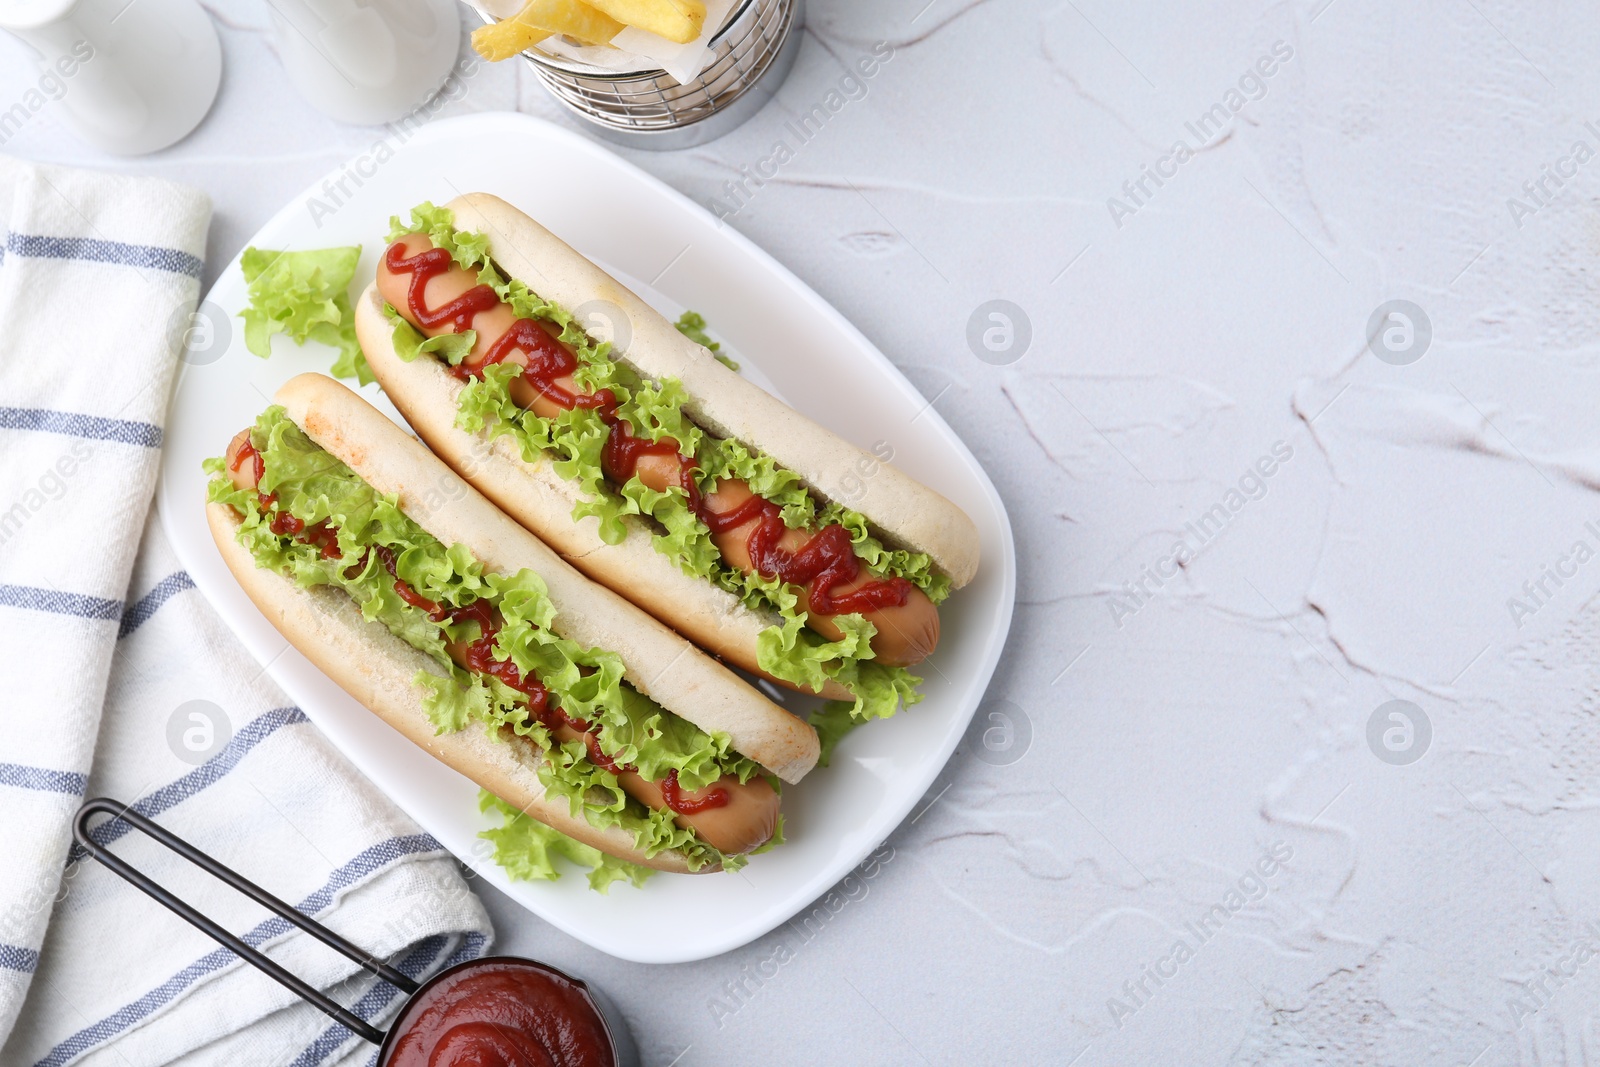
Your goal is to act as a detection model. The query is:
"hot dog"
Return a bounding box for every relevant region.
[375,231,941,666]
[208,373,817,876]
[359,195,981,726]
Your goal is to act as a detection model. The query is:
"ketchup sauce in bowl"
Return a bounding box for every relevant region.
[380,958,628,1067]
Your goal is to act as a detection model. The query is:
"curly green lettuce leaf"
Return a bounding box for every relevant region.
[389,201,489,268]
[674,310,739,371]
[478,792,654,892]
[205,405,752,875]
[753,613,925,722]
[411,670,482,734]
[385,306,477,367]
[807,704,861,767]
[384,202,943,722]
[455,361,633,543]
[755,611,873,696]
[238,246,369,384]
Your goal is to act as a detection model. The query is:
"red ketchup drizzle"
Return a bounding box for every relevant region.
[230,439,265,485]
[698,493,767,535]
[482,319,617,411]
[578,734,627,777]
[372,545,449,622]
[449,600,554,724]
[604,424,911,615]
[434,572,627,777]
[444,602,721,811]
[659,770,729,815]
[384,241,615,412]
[232,440,305,536]
[385,242,499,333]
[601,420,701,512]
[265,503,303,536]
[300,520,341,559]
[747,508,913,616]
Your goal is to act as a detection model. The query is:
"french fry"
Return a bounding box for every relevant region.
[472,0,626,63]
[471,20,551,62]
[667,0,707,24]
[666,0,707,37]
[522,0,626,44]
[584,0,705,44]
[521,0,626,45]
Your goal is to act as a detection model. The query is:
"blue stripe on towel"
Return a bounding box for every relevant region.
[68,707,311,864]
[3,232,203,279]
[118,572,195,638]
[35,835,448,1067]
[0,944,40,974]
[0,408,163,448]
[0,763,86,796]
[0,585,121,621]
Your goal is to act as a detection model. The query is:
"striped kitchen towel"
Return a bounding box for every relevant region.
[0,159,492,1066]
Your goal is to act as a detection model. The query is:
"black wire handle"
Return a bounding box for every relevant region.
[73,797,419,1046]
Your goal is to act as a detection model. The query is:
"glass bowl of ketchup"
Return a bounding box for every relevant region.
[74,798,637,1067]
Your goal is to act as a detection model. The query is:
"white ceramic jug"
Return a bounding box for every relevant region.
[0,0,221,155]
[268,0,461,126]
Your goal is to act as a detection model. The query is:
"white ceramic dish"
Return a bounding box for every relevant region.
[157,113,1015,964]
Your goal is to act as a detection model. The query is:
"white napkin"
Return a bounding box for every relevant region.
[0,158,493,1066]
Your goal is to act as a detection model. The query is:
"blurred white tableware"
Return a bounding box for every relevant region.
[268,0,460,126]
[0,0,221,155]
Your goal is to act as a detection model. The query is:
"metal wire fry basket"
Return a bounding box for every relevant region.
[513,0,804,149]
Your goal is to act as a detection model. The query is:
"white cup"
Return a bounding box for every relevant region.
[269,0,461,126]
[0,0,221,155]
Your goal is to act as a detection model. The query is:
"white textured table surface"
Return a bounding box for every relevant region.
[7,2,1599,1063]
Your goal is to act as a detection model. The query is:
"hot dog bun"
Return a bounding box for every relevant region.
[444,192,980,587]
[273,373,817,784]
[206,500,700,874]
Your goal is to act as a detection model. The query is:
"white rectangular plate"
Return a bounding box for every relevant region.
[158,113,1015,964]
